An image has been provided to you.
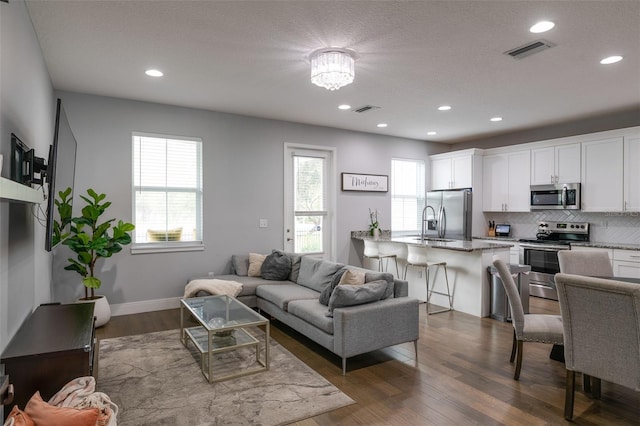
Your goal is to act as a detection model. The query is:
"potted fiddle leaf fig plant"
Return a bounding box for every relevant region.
[56,188,135,326]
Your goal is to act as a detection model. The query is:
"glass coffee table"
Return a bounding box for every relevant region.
[180,294,270,383]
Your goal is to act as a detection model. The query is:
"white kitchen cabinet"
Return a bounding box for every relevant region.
[623,135,640,212]
[483,150,530,212]
[581,137,624,211]
[530,143,581,185]
[613,249,640,279]
[431,154,472,190]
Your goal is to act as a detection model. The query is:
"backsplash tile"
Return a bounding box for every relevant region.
[484,211,640,244]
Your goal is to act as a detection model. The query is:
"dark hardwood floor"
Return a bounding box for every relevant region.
[96,297,639,425]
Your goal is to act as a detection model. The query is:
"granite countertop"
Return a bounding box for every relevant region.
[570,242,640,251]
[472,236,519,242]
[351,232,514,252]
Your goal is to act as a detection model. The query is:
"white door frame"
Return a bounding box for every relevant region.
[284,143,337,261]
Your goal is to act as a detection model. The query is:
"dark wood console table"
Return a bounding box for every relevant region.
[1,303,96,412]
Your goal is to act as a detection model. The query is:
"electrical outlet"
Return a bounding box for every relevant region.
[208,272,214,277]
[259,219,268,228]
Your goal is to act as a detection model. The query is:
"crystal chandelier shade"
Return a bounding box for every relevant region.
[310,48,355,91]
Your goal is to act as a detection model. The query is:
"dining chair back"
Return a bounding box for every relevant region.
[492,257,564,380]
[558,250,613,277]
[555,273,640,420]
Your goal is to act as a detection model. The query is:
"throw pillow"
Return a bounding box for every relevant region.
[231,254,250,276]
[247,253,267,277]
[365,271,395,299]
[282,251,303,281]
[318,267,347,306]
[3,406,35,426]
[261,250,292,280]
[24,392,99,426]
[326,280,388,317]
[338,269,366,285]
[297,257,344,292]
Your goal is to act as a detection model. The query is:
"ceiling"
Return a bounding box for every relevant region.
[24,0,640,144]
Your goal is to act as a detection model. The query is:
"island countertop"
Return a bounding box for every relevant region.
[350,232,514,252]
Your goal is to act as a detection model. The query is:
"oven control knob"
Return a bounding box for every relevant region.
[570,225,575,228]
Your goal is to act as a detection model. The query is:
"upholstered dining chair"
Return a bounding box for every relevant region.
[558,250,613,277]
[492,257,564,380]
[554,273,640,420]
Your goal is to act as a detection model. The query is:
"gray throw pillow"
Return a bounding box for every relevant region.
[319,267,347,306]
[282,251,303,282]
[297,257,344,292]
[231,254,250,276]
[261,250,292,280]
[364,271,395,299]
[326,280,387,317]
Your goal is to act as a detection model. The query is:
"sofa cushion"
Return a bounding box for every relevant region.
[296,257,344,292]
[287,299,334,335]
[248,253,267,277]
[231,254,249,276]
[261,250,292,280]
[256,284,320,311]
[363,271,395,300]
[326,280,387,317]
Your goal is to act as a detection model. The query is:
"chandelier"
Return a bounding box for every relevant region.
[310,48,356,91]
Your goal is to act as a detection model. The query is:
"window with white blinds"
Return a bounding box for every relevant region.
[132,133,203,251]
[391,158,425,233]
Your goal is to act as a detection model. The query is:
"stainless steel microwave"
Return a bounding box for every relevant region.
[530,183,581,210]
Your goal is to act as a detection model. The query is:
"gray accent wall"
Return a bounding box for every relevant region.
[1,0,55,353]
[52,91,448,306]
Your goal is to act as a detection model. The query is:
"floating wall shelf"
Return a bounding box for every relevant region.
[0,177,45,204]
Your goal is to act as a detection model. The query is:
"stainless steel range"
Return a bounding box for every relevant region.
[519,221,590,300]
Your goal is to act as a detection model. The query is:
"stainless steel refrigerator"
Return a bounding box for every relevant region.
[424,189,472,240]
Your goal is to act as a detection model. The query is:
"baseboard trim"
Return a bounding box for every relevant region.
[110,297,181,316]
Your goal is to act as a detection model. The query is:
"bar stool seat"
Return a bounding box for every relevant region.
[363,239,399,277]
[403,245,453,314]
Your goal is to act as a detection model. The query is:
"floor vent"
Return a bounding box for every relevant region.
[353,105,380,113]
[504,39,555,59]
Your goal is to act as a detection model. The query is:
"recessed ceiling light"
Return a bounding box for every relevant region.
[338,104,351,110]
[145,69,163,77]
[438,105,452,111]
[490,117,503,122]
[427,131,437,136]
[600,55,623,65]
[377,123,388,128]
[530,21,555,33]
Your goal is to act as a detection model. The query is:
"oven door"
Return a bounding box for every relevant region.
[520,244,568,300]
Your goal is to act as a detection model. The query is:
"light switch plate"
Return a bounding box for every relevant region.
[259,219,268,228]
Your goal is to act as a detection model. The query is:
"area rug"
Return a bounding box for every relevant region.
[97,328,354,425]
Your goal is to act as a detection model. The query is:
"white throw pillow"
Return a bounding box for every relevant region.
[247,253,267,277]
[338,269,366,285]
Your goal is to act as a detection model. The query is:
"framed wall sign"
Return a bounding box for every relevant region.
[341,173,388,192]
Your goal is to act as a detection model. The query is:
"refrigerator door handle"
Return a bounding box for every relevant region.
[438,206,446,238]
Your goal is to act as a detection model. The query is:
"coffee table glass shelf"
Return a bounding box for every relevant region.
[180,294,270,383]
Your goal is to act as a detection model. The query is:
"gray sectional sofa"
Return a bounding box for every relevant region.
[213,253,420,374]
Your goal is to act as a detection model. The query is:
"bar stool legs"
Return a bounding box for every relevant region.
[425,262,453,315]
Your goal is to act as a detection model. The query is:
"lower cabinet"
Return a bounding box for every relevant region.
[613,249,640,279]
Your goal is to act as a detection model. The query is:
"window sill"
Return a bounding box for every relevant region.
[131,242,205,255]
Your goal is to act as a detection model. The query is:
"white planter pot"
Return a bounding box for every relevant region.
[77,295,111,327]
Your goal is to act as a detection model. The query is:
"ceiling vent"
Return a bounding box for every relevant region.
[353,105,380,113]
[504,39,555,59]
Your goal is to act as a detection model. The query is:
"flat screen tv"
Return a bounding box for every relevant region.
[45,99,77,252]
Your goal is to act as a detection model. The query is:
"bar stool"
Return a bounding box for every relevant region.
[403,245,453,314]
[363,239,399,277]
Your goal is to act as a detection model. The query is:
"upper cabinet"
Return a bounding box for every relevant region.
[530,143,581,185]
[581,137,624,212]
[624,134,640,212]
[483,150,531,212]
[430,151,474,190]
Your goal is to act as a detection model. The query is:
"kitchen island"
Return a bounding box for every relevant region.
[351,232,514,317]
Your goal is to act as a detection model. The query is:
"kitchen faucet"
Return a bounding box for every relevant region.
[421,205,437,242]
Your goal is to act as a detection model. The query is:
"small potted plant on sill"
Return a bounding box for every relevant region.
[56,188,135,327]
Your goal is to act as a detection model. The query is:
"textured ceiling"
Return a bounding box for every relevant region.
[24,0,640,143]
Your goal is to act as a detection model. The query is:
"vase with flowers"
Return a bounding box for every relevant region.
[369,208,380,239]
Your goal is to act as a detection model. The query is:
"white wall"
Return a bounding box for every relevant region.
[0,0,55,353]
[52,91,448,309]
